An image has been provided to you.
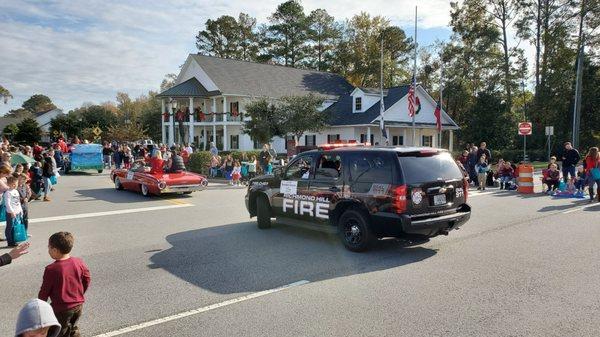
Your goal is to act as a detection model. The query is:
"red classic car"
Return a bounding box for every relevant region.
[111,164,208,196]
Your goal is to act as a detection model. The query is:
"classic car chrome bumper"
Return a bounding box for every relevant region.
[162,182,207,193]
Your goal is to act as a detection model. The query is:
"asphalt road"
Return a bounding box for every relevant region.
[1,173,599,337]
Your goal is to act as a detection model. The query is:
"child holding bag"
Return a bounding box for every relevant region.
[4,175,25,247]
[17,173,32,235]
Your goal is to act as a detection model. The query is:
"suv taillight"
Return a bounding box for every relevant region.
[392,185,407,214]
[463,178,468,202]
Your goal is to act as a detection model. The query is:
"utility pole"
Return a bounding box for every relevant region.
[572,41,584,149]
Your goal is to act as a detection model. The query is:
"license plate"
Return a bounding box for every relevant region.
[433,194,446,206]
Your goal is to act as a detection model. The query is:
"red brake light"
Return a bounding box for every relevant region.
[392,185,407,213]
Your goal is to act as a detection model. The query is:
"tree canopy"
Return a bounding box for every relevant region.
[14,118,42,144]
[22,94,56,113]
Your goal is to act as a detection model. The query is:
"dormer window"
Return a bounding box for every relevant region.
[355,97,362,111]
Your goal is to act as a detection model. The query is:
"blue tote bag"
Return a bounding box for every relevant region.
[0,199,6,222]
[12,215,27,243]
[591,168,600,181]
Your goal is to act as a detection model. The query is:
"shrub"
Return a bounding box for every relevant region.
[188,151,212,174]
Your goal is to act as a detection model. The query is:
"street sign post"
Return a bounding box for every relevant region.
[545,126,554,160]
[518,122,532,162]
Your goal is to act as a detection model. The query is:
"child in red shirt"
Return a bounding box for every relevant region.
[39,232,91,337]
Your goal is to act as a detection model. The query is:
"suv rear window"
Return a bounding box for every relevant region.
[346,152,394,184]
[398,152,463,184]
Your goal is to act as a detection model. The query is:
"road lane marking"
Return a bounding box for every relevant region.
[468,190,496,198]
[160,197,191,206]
[92,280,310,337]
[0,204,193,227]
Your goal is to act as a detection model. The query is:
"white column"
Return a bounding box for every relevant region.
[402,128,407,145]
[222,96,228,150]
[367,126,371,144]
[449,130,454,152]
[161,99,166,145]
[168,100,174,146]
[189,97,195,145]
[212,97,217,146]
[241,133,252,151]
[203,126,207,150]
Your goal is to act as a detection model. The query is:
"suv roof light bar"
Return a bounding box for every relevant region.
[318,142,371,150]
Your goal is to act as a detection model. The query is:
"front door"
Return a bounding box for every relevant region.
[272,153,314,220]
[309,152,344,225]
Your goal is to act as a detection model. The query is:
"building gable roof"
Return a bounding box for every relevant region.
[157,77,221,98]
[325,85,459,129]
[325,86,410,126]
[190,54,354,99]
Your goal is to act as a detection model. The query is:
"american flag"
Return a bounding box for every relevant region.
[408,75,416,117]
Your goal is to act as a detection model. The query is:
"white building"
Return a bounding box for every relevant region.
[0,108,64,142]
[157,54,459,153]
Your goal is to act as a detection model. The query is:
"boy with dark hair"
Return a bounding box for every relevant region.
[39,232,91,337]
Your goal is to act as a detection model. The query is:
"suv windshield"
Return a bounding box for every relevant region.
[398,152,462,184]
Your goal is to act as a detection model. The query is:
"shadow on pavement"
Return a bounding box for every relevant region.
[537,199,589,212]
[73,188,155,203]
[149,222,436,294]
[583,204,600,212]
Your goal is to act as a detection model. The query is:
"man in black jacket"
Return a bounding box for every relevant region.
[561,142,580,183]
[0,242,29,267]
[476,142,492,163]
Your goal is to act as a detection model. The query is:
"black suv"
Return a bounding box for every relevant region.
[245,145,471,252]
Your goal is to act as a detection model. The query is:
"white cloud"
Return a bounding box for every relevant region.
[0,0,455,115]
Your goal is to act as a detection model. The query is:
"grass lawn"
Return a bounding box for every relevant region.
[530,161,548,170]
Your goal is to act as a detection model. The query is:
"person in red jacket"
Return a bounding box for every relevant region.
[584,147,600,202]
[149,150,164,175]
[39,232,90,337]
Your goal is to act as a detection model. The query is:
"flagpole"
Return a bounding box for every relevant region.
[380,34,387,145]
[439,61,443,148]
[412,6,418,145]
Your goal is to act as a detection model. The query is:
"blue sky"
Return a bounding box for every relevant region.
[0,0,454,115]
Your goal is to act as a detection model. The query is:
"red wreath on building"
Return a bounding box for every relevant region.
[175,109,186,122]
[196,108,206,121]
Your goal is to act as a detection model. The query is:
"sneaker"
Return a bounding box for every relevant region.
[43,197,51,202]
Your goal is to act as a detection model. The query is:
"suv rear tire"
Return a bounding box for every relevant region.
[338,209,375,252]
[256,196,272,229]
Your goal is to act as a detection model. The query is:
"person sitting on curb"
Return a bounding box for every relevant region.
[0,242,29,267]
[545,163,561,193]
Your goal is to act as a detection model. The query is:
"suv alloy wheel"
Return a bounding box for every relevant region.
[256,196,272,229]
[338,209,375,252]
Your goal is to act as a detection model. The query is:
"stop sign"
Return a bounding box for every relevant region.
[518,122,532,136]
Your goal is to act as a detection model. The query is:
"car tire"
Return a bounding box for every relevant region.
[140,184,150,197]
[256,195,272,229]
[114,177,123,190]
[338,209,376,252]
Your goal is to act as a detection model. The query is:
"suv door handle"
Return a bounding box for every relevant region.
[329,186,340,192]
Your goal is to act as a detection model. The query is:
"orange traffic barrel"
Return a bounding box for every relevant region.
[517,164,534,194]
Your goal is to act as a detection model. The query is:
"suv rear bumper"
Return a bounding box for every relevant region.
[371,204,471,237]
